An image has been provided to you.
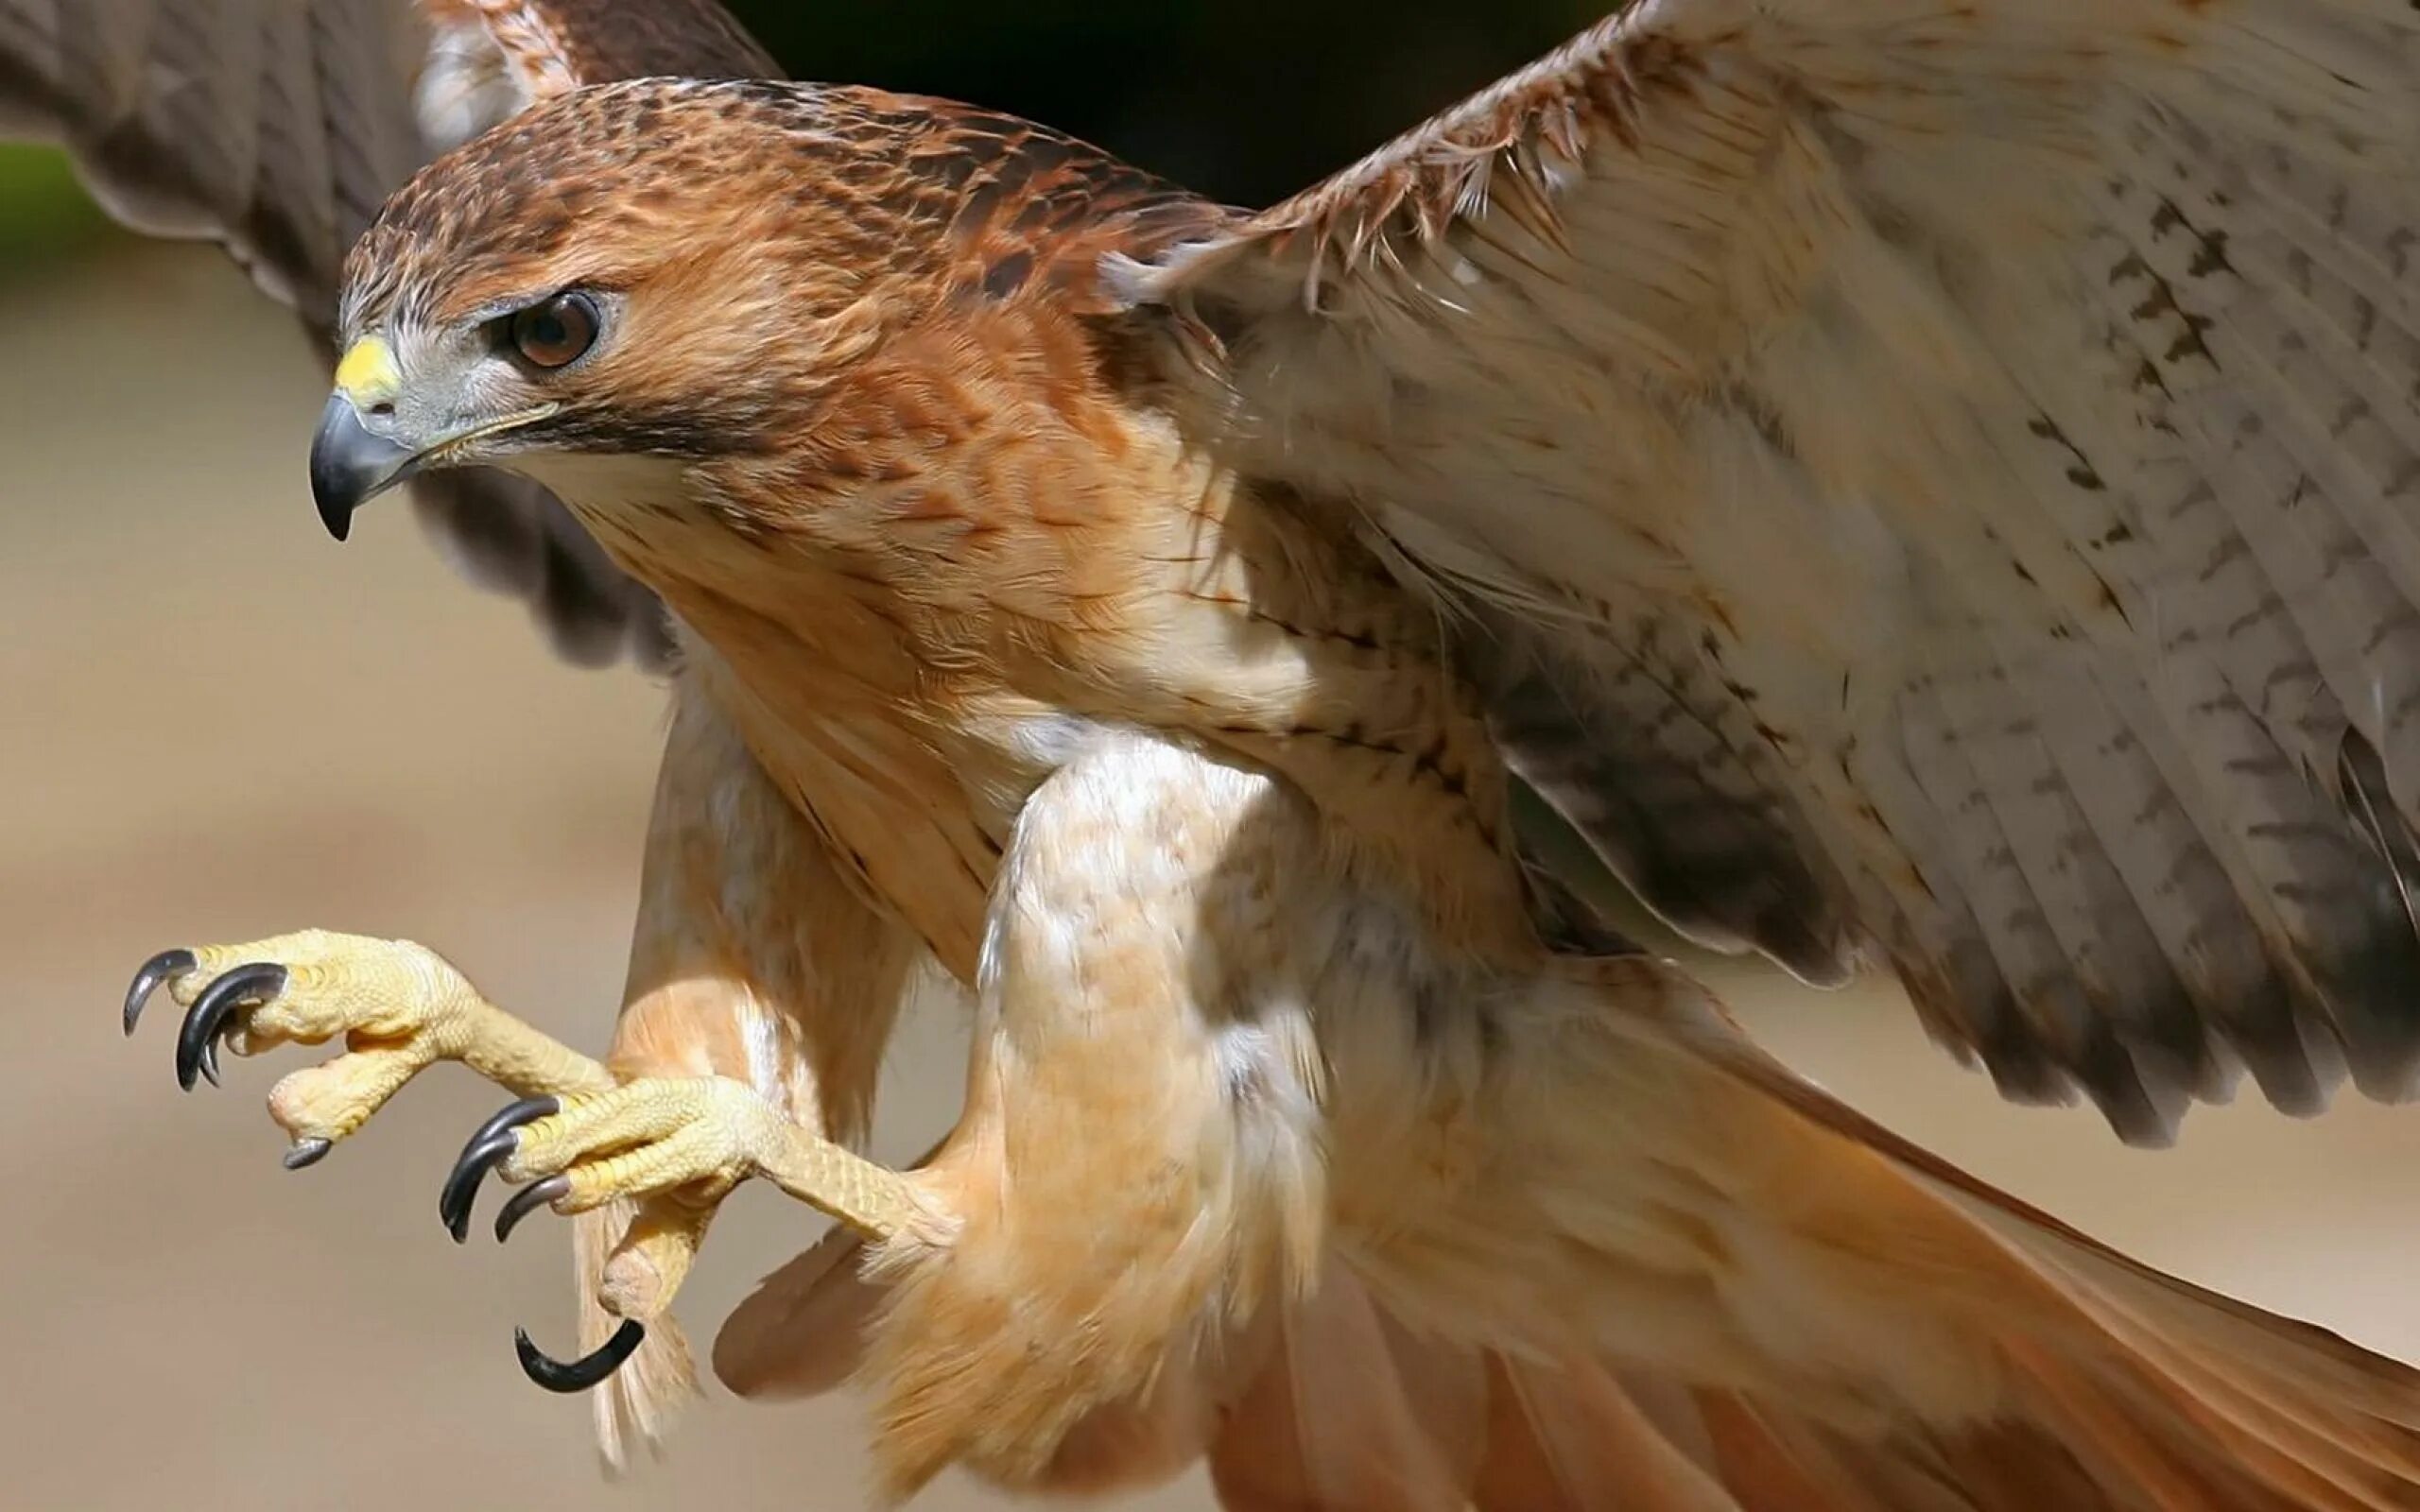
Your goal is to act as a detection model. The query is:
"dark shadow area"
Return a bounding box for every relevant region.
[733,0,1603,206]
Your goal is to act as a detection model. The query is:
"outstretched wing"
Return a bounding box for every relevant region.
[1116,0,2420,1143]
[0,0,780,668]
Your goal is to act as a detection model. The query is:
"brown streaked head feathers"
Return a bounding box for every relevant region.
[335,78,1231,470]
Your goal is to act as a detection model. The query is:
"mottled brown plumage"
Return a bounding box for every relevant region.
[27,2,2420,1508]
[341,77,1537,974]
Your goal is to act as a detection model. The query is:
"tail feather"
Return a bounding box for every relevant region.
[1647,1012,2420,1510]
[1205,1263,1483,1511]
[1199,998,2420,1512]
[708,1199,2420,1511]
[1685,1392,1887,1510]
[1201,1271,1749,1512]
[711,1222,871,1403]
[706,998,2420,1509]
[1471,1356,1738,1512]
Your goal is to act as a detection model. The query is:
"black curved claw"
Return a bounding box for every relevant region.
[199,1010,240,1088]
[282,1138,333,1171]
[514,1319,645,1394]
[124,949,195,1037]
[176,963,286,1092]
[493,1174,569,1244]
[440,1095,559,1243]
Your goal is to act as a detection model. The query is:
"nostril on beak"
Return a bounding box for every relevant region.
[369,401,395,418]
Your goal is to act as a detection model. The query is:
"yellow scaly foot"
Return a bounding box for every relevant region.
[438,1074,945,1390]
[123,929,614,1168]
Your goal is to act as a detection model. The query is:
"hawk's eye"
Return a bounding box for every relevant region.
[510,292,599,369]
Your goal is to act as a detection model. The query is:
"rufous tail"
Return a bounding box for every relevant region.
[715,1019,2420,1509]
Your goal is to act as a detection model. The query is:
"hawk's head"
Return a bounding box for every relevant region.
[308,78,914,541]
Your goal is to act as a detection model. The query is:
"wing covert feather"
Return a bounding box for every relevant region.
[1117,0,2420,1142]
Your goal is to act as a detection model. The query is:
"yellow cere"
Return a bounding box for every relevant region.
[334,336,401,407]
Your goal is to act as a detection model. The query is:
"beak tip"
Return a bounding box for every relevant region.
[309,393,413,541]
[310,463,354,542]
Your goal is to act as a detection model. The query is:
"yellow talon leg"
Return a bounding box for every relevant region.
[123,929,614,1164]
[476,1074,932,1243]
[442,1074,940,1394]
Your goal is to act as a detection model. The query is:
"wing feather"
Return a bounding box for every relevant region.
[0,0,778,669]
[1118,0,2420,1141]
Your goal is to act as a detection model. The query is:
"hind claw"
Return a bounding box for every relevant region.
[513,1319,645,1393]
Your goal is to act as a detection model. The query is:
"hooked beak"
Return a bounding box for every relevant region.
[307,394,418,542]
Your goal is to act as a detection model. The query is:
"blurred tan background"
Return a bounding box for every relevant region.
[5,8,2420,1506]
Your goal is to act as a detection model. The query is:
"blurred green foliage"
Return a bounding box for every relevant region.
[0,0,1604,264]
[0,141,106,265]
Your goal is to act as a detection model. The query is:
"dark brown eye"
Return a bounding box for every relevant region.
[510,291,599,369]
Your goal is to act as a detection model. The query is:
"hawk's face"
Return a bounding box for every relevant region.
[307,275,615,540]
[308,79,893,540]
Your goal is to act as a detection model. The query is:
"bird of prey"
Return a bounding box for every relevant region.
[22,0,2420,1504]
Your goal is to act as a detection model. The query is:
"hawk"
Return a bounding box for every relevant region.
[18,0,2420,1503]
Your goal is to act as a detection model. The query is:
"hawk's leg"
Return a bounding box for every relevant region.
[459,1076,930,1234]
[451,730,1335,1500]
[123,929,614,1167]
[439,1073,943,1388]
[447,665,927,1448]
[449,1075,938,1267]
[116,665,927,1451]
[829,732,1329,1500]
